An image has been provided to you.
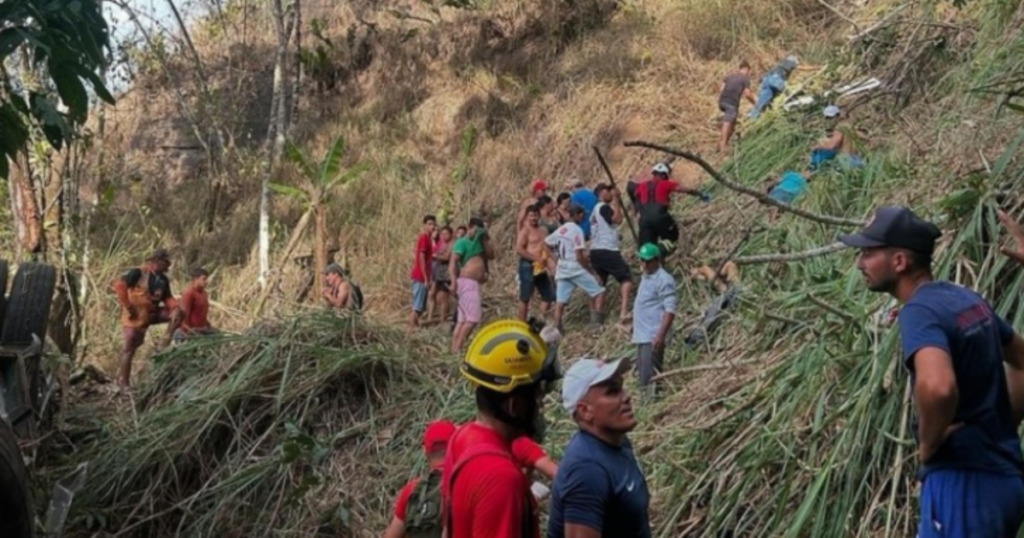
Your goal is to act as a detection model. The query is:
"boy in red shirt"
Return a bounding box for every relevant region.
[168,267,216,345]
[410,215,437,329]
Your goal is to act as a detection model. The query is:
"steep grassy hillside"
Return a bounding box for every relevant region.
[28,0,1024,536]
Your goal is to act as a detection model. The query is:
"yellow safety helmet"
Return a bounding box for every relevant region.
[461,319,559,393]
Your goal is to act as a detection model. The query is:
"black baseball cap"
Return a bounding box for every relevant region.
[838,206,941,255]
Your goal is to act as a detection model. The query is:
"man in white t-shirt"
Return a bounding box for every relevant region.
[589,184,634,327]
[545,204,605,331]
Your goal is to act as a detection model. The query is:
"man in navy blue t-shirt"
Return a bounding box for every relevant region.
[548,357,650,538]
[841,206,1024,538]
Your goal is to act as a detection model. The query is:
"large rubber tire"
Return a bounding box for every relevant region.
[0,259,9,334]
[0,419,33,538]
[2,263,57,414]
[2,263,57,344]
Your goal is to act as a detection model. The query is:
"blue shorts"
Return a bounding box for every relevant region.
[768,188,797,204]
[918,469,1024,538]
[810,148,838,170]
[411,281,428,313]
[555,272,604,304]
[518,259,555,304]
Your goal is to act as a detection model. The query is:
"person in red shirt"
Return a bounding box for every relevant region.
[410,215,437,329]
[384,420,457,538]
[168,267,216,345]
[442,319,563,538]
[627,163,709,258]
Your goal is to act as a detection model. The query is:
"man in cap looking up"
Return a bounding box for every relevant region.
[548,357,650,538]
[841,206,1024,538]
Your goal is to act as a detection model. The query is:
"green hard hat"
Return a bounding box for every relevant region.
[638,243,661,261]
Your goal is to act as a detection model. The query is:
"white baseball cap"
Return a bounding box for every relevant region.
[652,163,670,175]
[561,356,632,413]
[823,105,841,118]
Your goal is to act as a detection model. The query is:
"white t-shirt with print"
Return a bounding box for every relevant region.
[545,222,587,279]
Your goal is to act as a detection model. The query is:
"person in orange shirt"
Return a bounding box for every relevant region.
[169,267,217,345]
[111,248,177,388]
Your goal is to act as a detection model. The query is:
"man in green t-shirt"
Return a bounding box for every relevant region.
[448,217,495,352]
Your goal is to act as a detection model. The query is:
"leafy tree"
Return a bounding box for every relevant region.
[0,0,115,178]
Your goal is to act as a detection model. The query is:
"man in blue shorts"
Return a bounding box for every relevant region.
[548,356,650,538]
[545,205,605,332]
[841,206,1024,538]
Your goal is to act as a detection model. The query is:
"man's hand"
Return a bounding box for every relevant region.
[652,336,666,354]
[919,422,964,463]
[998,210,1024,265]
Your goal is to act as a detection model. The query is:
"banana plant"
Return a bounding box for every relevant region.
[255,136,366,315]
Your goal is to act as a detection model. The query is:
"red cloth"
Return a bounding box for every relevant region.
[634,178,680,206]
[510,436,546,468]
[410,232,434,282]
[423,420,457,454]
[179,287,210,332]
[442,422,538,538]
[393,476,419,520]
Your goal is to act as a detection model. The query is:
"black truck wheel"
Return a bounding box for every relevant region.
[2,263,57,413]
[0,259,9,334]
[0,419,33,538]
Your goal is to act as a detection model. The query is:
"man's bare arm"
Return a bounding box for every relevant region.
[382,517,405,538]
[913,347,960,463]
[515,228,535,261]
[1003,333,1024,425]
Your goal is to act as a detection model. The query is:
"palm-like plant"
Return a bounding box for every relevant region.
[255,136,366,315]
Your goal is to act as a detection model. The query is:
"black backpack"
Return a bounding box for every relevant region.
[404,469,443,538]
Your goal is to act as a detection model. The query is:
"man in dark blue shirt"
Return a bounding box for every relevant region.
[548,357,650,538]
[841,206,1024,538]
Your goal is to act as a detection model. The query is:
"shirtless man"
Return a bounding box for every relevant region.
[517,179,549,229]
[322,263,361,312]
[449,217,495,352]
[516,204,556,321]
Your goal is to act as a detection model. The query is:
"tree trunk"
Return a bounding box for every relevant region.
[254,207,313,316]
[8,152,42,255]
[313,202,326,300]
[259,0,295,289]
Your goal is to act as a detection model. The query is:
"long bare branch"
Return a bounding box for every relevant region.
[622,140,867,227]
[733,241,849,265]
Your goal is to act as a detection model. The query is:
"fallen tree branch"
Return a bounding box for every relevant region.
[818,0,863,38]
[623,141,867,227]
[653,358,761,380]
[733,242,849,265]
[849,4,910,42]
[808,294,855,322]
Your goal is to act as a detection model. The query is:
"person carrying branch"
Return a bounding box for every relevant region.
[627,163,709,259]
[112,248,177,388]
[841,206,1024,538]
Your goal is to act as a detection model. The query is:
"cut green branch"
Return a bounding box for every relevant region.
[622,141,867,227]
[733,242,849,265]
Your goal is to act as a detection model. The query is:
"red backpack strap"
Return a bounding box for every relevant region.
[442,440,514,538]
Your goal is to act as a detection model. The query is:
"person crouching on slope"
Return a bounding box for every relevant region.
[442,319,563,538]
[842,206,1024,538]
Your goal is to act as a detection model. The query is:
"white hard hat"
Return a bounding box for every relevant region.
[652,163,670,175]
[823,105,841,118]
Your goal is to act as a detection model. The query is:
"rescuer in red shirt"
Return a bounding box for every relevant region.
[627,162,709,258]
[442,319,563,538]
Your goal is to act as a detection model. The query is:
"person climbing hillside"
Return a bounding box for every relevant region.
[628,163,710,258]
[545,205,605,331]
[748,54,799,119]
[518,179,550,229]
[841,206,1024,538]
[548,356,650,538]
[429,226,455,324]
[566,179,598,240]
[112,248,177,388]
[411,215,437,329]
[170,267,217,344]
[322,263,362,313]
[589,184,634,327]
[516,204,556,322]
[718,60,756,153]
[631,244,676,393]
[442,319,562,538]
[450,217,495,352]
